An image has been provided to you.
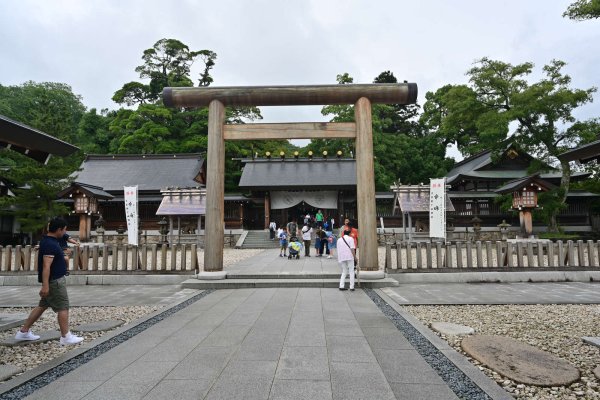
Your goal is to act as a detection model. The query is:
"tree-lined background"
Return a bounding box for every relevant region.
[1,5,599,234]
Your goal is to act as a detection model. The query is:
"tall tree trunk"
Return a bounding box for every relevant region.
[549,161,571,233]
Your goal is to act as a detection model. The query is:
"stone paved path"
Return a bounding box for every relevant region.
[21,288,460,400]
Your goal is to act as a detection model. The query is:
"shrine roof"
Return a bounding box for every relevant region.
[73,154,205,192]
[239,158,356,189]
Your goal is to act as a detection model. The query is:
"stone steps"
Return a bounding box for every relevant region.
[241,230,280,248]
[182,276,399,289]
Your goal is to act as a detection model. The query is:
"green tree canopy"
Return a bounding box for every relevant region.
[313,71,453,191]
[563,0,600,20]
[421,58,597,231]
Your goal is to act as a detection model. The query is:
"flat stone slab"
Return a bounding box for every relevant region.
[0,313,28,331]
[0,364,23,381]
[0,330,61,347]
[431,322,474,336]
[582,337,600,348]
[73,319,124,332]
[461,335,580,386]
[594,366,600,380]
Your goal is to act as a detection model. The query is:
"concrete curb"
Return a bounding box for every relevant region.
[0,288,205,396]
[0,274,192,286]
[375,289,514,400]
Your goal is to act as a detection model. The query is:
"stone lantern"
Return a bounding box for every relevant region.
[471,216,482,240]
[158,217,169,245]
[94,215,105,243]
[497,219,511,241]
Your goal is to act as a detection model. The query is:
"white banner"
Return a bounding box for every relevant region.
[124,186,138,246]
[429,178,446,240]
[270,191,338,210]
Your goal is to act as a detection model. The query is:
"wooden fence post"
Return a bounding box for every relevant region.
[406,242,413,269]
[507,242,514,268]
[475,241,483,268]
[416,243,422,269]
[548,241,555,267]
[526,242,534,267]
[396,242,403,270]
[577,240,585,267]
[568,240,575,267]
[537,241,545,267]
[516,242,525,267]
[485,241,493,268]
[426,242,432,269]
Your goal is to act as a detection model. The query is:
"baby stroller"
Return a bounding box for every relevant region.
[287,237,303,259]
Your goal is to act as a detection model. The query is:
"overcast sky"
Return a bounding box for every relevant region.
[1,0,598,157]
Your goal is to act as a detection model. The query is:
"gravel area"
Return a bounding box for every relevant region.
[405,304,600,399]
[0,305,160,382]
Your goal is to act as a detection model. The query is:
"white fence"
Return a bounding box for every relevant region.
[384,240,600,270]
[0,244,200,273]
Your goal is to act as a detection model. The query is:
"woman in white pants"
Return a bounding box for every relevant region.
[336,230,356,291]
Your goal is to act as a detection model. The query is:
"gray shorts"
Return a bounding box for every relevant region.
[39,276,70,311]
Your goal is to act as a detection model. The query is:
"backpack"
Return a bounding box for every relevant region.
[288,222,297,234]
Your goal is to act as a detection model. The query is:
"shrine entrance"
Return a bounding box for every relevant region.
[163,83,417,274]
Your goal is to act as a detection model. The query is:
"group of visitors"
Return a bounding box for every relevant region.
[271,214,359,291]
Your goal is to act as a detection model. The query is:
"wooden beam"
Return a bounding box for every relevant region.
[163,83,418,107]
[223,122,356,140]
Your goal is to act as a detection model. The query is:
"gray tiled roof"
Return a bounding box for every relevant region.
[73,154,204,192]
[239,159,356,189]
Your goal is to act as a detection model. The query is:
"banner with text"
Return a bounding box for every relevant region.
[124,185,138,246]
[429,178,446,240]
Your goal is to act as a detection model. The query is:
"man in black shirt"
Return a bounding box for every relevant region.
[15,217,83,346]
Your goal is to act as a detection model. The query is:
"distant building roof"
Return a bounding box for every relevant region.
[558,138,600,164]
[156,188,206,215]
[494,174,557,195]
[239,158,356,189]
[445,147,590,185]
[0,114,79,163]
[57,182,114,200]
[73,154,205,192]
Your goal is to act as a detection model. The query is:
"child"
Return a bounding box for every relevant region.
[326,231,337,259]
[279,230,288,257]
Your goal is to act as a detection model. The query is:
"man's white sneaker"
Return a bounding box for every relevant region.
[327,255,332,259]
[14,329,40,341]
[60,331,83,346]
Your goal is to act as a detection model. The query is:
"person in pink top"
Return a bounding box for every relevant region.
[336,229,357,291]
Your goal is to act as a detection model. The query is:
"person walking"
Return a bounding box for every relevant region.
[301,223,313,257]
[14,217,84,345]
[269,221,277,240]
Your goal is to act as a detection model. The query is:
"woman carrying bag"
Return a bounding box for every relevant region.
[336,229,357,291]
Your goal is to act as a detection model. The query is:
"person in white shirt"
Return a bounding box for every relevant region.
[269,221,277,240]
[336,229,357,291]
[301,223,313,257]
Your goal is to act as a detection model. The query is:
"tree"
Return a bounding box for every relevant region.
[563,0,600,20]
[314,72,453,190]
[0,152,73,234]
[0,81,85,234]
[421,58,597,231]
[112,39,217,106]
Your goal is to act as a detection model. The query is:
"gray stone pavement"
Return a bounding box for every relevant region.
[18,288,462,400]
[383,280,600,304]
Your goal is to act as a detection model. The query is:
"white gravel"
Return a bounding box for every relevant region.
[0,305,160,382]
[405,304,600,399]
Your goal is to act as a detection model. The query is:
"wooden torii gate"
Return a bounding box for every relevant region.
[163,83,418,276]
